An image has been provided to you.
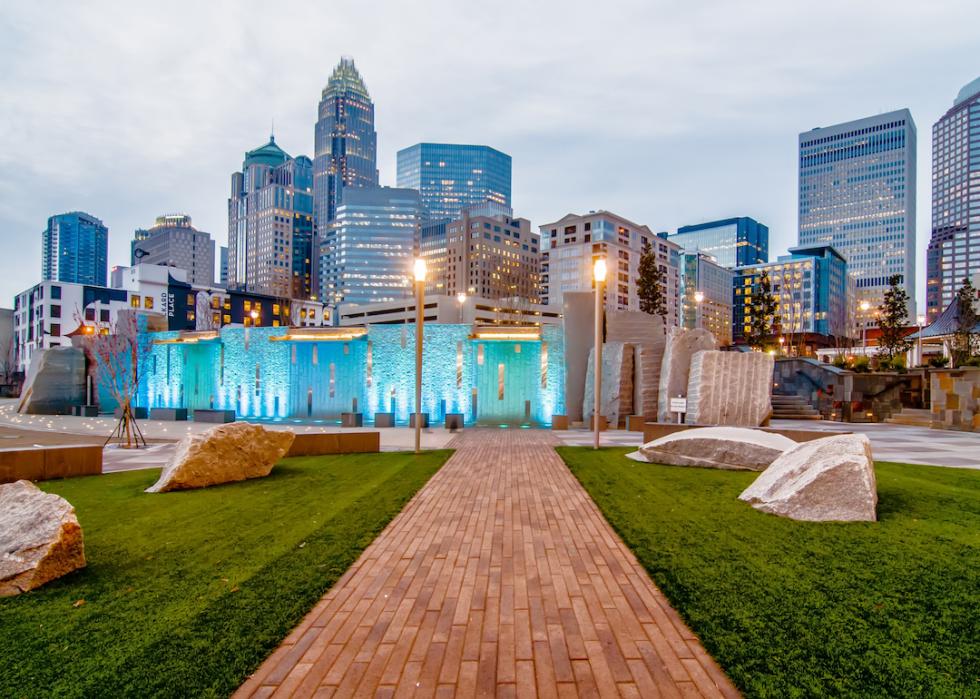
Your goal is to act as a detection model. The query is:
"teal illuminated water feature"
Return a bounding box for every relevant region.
[139,325,565,426]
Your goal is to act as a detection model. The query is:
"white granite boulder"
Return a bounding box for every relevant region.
[0,480,86,596]
[738,434,877,522]
[17,347,87,415]
[686,351,774,427]
[146,423,295,493]
[583,342,634,428]
[627,427,796,471]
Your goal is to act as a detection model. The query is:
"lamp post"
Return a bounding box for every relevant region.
[414,259,426,454]
[694,290,704,330]
[778,335,785,356]
[593,258,607,450]
[457,291,466,323]
[859,300,870,354]
[245,309,259,349]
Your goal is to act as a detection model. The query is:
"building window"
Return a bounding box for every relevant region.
[84,308,95,321]
[50,286,62,300]
[130,295,141,308]
[49,323,61,337]
[100,310,110,322]
[49,304,61,318]
[144,297,154,310]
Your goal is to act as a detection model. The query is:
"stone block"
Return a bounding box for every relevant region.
[444,413,464,430]
[17,347,86,415]
[193,409,236,423]
[657,327,717,423]
[686,351,773,427]
[627,427,796,471]
[583,342,634,428]
[409,413,429,428]
[341,412,363,427]
[374,412,395,427]
[151,408,188,421]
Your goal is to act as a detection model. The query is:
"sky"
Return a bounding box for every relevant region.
[1,0,978,310]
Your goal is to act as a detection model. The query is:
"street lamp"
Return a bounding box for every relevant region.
[593,258,607,450]
[414,258,426,454]
[694,290,704,330]
[778,335,785,356]
[456,291,467,323]
[916,314,926,367]
[859,300,871,353]
[245,309,259,349]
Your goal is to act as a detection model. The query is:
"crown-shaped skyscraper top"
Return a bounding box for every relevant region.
[323,56,370,100]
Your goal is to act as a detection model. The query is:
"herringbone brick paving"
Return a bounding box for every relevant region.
[235,429,738,698]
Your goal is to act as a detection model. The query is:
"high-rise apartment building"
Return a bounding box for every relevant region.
[227,136,314,299]
[420,204,540,302]
[670,217,768,268]
[219,246,228,287]
[926,77,980,321]
[679,252,734,345]
[131,214,215,286]
[318,187,420,306]
[42,211,108,287]
[396,143,511,221]
[313,57,378,229]
[798,109,916,324]
[733,245,852,348]
[539,211,681,325]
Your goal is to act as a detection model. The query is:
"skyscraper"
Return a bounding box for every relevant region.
[798,110,916,324]
[679,252,734,344]
[227,135,314,299]
[926,77,980,321]
[42,212,108,287]
[318,187,421,306]
[131,214,215,286]
[396,143,511,221]
[670,217,768,268]
[313,57,378,229]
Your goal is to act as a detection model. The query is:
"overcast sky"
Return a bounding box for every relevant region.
[1,1,978,309]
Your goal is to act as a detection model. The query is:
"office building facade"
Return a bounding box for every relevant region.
[539,211,681,326]
[733,245,851,347]
[132,214,215,286]
[313,57,378,229]
[670,217,768,268]
[318,187,421,306]
[680,252,734,345]
[227,136,315,299]
[926,77,980,321]
[42,212,108,287]
[798,110,916,323]
[420,205,540,302]
[396,143,511,221]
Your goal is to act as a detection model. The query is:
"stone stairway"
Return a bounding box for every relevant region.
[884,407,933,428]
[771,393,822,420]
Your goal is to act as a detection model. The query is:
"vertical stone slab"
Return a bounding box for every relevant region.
[606,311,666,422]
[686,351,774,426]
[583,342,634,428]
[17,348,87,415]
[657,327,717,422]
[561,291,596,422]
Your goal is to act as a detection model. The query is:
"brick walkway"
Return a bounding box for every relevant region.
[236,429,738,698]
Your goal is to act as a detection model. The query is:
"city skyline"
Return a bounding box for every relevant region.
[1,2,979,308]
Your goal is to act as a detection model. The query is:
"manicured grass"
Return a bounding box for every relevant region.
[558,447,980,698]
[1,450,451,698]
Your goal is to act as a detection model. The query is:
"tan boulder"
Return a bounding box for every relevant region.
[146,423,295,493]
[627,427,796,471]
[738,434,877,521]
[0,480,86,596]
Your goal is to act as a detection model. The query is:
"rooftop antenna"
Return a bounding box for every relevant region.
[270,118,275,143]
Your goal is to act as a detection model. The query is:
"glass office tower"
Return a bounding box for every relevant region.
[670,217,768,268]
[926,77,980,321]
[313,57,379,228]
[798,109,916,323]
[396,143,511,221]
[42,211,109,286]
[318,187,421,306]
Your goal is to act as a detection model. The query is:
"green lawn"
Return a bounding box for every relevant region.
[558,447,980,699]
[0,450,451,699]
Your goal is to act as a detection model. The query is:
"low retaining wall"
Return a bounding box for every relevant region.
[286,431,381,457]
[0,444,103,483]
[930,368,980,431]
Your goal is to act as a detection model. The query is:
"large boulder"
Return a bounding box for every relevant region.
[627,427,796,471]
[0,480,86,596]
[657,327,717,422]
[583,342,634,428]
[17,347,87,415]
[738,434,877,522]
[146,423,295,493]
[686,351,773,426]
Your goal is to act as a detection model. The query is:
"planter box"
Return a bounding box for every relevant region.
[341,412,363,427]
[193,409,236,423]
[0,444,102,484]
[551,415,569,430]
[373,412,395,427]
[287,432,380,457]
[151,408,188,421]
